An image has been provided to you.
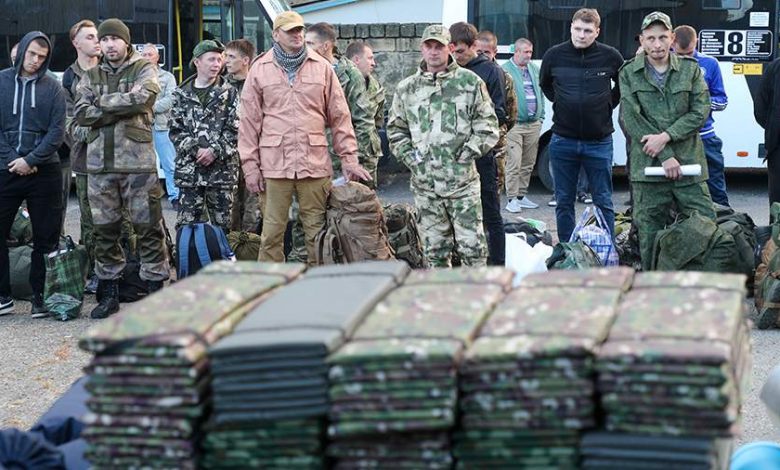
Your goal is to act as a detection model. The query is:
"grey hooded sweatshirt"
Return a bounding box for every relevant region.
[0,31,66,168]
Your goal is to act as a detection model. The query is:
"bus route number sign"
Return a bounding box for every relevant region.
[699,30,772,59]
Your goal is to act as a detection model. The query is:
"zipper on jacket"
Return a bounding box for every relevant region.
[579,48,584,139]
[15,78,28,153]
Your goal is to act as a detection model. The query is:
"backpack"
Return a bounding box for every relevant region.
[569,206,619,267]
[176,223,236,279]
[314,182,394,264]
[383,203,427,269]
[715,204,756,284]
[228,231,262,261]
[546,241,602,270]
[9,244,33,300]
[755,203,780,328]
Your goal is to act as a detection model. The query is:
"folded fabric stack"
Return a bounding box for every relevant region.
[78,262,305,469]
[593,272,749,466]
[456,267,635,469]
[327,267,514,469]
[581,432,733,470]
[203,262,410,469]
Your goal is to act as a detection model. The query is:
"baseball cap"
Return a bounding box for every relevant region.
[421,24,450,46]
[273,11,305,31]
[641,11,673,31]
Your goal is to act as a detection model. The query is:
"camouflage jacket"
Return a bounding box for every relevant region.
[387,58,499,198]
[75,50,160,173]
[366,73,386,132]
[619,53,710,184]
[496,69,518,153]
[169,75,240,188]
[63,60,90,174]
[332,55,381,158]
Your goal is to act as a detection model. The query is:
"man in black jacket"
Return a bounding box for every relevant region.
[0,31,66,317]
[755,58,780,206]
[540,8,623,243]
[449,21,507,265]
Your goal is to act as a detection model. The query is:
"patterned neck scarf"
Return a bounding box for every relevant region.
[273,42,307,74]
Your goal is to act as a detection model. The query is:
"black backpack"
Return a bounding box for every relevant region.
[176,223,235,279]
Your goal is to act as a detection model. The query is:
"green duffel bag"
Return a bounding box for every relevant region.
[228,231,262,261]
[8,205,32,247]
[9,244,33,300]
[546,241,602,270]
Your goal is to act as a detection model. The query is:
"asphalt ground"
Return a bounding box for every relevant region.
[0,171,778,447]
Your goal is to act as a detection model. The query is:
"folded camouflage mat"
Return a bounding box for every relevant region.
[521,266,635,290]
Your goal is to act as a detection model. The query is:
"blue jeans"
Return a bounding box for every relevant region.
[154,130,179,202]
[703,135,728,206]
[550,133,614,243]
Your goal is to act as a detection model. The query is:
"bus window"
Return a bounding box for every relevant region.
[242,0,274,54]
[703,0,741,9]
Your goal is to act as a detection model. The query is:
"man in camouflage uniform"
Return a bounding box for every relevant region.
[476,30,518,193]
[387,25,499,267]
[75,18,169,319]
[620,12,714,270]
[170,40,240,233]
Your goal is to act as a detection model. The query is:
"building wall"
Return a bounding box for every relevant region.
[298,0,444,24]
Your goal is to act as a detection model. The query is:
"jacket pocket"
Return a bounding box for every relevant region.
[125,125,152,143]
[308,133,328,147]
[260,135,283,147]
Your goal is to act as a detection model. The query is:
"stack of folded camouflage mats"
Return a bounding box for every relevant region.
[456,268,635,469]
[203,262,410,469]
[78,262,305,469]
[586,272,749,470]
[326,268,514,469]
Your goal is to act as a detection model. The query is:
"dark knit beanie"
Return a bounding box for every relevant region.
[98,18,131,44]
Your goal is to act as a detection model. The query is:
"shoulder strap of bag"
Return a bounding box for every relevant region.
[569,206,595,243]
[178,225,193,278]
[592,206,614,238]
[214,226,235,260]
[194,224,214,268]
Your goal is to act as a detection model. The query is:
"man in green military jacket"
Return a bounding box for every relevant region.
[619,11,714,270]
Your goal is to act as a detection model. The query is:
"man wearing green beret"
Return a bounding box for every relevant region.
[169,40,240,233]
[75,18,170,319]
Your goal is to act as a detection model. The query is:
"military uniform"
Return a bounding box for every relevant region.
[169,75,240,232]
[227,75,260,233]
[387,32,499,267]
[75,47,169,285]
[364,72,386,185]
[620,50,714,270]
[495,69,518,191]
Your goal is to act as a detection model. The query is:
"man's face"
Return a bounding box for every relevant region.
[194,51,223,81]
[421,40,449,70]
[641,24,674,62]
[225,48,249,75]
[352,47,375,78]
[10,45,17,66]
[570,19,599,49]
[475,39,496,60]
[673,38,696,57]
[273,26,305,53]
[513,43,533,66]
[21,41,49,76]
[304,32,331,58]
[100,35,128,64]
[74,27,100,58]
[141,46,159,65]
[449,41,477,66]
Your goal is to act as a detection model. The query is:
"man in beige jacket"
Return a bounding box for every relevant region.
[238,11,370,264]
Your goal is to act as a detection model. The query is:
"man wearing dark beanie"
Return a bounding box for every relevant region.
[75,18,170,319]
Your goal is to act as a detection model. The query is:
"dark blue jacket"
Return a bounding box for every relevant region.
[464,53,508,127]
[0,31,65,168]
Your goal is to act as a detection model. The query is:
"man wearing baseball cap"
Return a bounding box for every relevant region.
[169,39,240,233]
[75,18,169,318]
[619,11,714,270]
[238,11,371,264]
[386,24,499,267]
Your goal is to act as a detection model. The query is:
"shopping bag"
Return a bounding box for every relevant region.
[570,206,619,266]
[44,236,89,321]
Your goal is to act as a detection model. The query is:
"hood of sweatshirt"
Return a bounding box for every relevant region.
[12,31,53,117]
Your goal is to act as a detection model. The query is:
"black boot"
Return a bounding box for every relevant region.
[147,280,164,294]
[91,280,120,319]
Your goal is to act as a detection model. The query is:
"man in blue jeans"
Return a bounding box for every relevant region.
[540,8,623,242]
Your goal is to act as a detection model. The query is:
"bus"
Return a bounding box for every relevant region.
[454,0,777,189]
[0,0,289,82]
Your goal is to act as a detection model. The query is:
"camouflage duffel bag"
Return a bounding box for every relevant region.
[228,231,262,261]
[384,203,427,269]
[546,241,602,270]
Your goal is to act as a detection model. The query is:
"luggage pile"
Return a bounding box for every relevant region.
[590,272,750,468]
[78,262,304,469]
[326,268,513,469]
[203,263,409,469]
[455,268,634,469]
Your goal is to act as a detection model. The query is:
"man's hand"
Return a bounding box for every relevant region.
[196,148,216,166]
[8,158,35,176]
[662,157,683,180]
[246,172,265,193]
[640,132,671,158]
[343,164,372,182]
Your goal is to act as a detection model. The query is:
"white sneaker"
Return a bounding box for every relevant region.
[547,198,557,207]
[517,196,539,209]
[505,198,523,213]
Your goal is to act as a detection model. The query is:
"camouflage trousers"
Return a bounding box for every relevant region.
[413,191,487,267]
[177,185,235,234]
[633,181,715,271]
[230,168,260,233]
[88,172,169,282]
[494,145,507,195]
[76,174,135,273]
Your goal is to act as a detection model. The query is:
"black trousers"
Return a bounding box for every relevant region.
[475,153,505,265]
[769,153,780,207]
[0,165,63,297]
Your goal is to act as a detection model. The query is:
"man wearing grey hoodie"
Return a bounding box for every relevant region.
[0,31,66,317]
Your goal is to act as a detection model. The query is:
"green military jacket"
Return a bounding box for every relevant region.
[619,53,711,184]
[387,58,499,199]
[75,50,160,173]
[332,55,381,160]
[366,73,386,135]
[169,75,240,188]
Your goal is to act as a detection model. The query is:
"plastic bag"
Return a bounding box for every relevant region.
[505,233,553,286]
[46,293,82,321]
[570,206,619,266]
